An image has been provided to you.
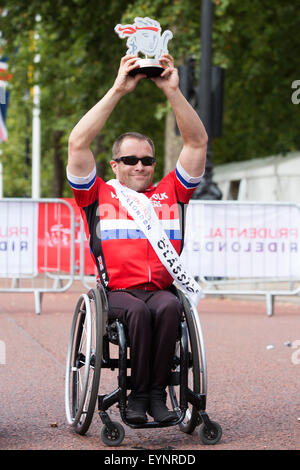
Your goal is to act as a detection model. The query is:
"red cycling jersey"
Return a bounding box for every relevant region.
[67,161,202,291]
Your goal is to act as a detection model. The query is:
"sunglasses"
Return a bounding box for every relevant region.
[114,155,156,166]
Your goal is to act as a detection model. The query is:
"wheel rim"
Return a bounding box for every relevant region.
[204,426,218,440]
[65,294,92,426]
[169,290,205,433]
[77,290,102,430]
[169,331,200,430]
[104,427,119,441]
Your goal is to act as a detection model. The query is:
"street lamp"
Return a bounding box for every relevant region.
[193,0,222,200]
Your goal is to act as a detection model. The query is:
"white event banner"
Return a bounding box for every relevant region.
[0,200,38,276]
[181,202,300,278]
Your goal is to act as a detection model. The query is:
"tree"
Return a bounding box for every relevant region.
[0,0,167,196]
[212,0,300,163]
[1,0,300,197]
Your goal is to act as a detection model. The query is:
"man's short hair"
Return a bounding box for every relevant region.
[112,132,155,159]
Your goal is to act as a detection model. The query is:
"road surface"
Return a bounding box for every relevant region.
[0,283,299,452]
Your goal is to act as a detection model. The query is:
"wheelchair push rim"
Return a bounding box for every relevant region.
[169,290,207,434]
[65,288,103,433]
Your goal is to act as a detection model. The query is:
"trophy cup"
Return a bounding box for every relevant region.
[114,17,173,77]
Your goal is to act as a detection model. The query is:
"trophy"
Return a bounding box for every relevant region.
[114,17,173,77]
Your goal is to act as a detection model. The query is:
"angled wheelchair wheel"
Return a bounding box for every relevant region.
[199,420,222,445]
[101,421,125,447]
[65,287,106,435]
[169,289,207,434]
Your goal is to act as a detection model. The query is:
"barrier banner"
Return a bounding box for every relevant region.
[2,199,298,279]
[0,200,38,275]
[37,199,95,274]
[181,202,300,278]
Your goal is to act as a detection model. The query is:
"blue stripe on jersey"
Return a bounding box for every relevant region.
[101,229,181,241]
[67,174,96,190]
[175,167,201,189]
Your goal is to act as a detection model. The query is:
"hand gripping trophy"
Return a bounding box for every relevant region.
[114,17,173,77]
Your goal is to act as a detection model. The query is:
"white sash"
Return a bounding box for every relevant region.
[107,179,203,307]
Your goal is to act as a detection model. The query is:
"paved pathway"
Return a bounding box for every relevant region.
[0,285,299,451]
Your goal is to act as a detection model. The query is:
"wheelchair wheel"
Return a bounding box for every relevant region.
[169,289,206,434]
[100,421,125,447]
[65,287,105,435]
[199,420,222,445]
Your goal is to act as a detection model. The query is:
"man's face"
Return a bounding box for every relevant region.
[110,138,156,192]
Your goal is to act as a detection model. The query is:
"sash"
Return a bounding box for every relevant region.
[107,179,203,307]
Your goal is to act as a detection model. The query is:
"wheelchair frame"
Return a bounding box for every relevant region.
[65,285,222,446]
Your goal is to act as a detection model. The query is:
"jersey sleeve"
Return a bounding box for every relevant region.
[66,165,99,207]
[169,160,204,203]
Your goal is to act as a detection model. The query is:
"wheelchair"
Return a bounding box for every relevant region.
[64,284,222,446]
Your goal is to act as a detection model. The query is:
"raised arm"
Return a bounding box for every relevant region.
[152,54,207,177]
[67,55,146,177]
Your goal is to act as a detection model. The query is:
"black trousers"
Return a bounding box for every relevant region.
[107,289,182,395]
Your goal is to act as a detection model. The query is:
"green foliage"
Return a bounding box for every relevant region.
[212,0,300,163]
[0,0,300,197]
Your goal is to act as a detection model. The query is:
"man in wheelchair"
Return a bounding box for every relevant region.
[67,54,207,424]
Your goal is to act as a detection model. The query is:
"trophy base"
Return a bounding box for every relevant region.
[129,59,164,78]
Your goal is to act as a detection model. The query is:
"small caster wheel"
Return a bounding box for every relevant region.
[101,421,125,447]
[199,420,222,445]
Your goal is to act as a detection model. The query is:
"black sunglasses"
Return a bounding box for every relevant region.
[114,155,156,166]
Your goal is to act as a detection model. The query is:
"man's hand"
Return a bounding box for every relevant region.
[151,54,179,95]
[113,55,146,96]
